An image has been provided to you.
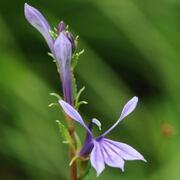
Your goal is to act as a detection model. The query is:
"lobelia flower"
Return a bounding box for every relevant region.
[24,3,74,105]
[59,96,146,176]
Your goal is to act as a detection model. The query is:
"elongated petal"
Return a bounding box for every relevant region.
[120,96,138,120]
[53,33,72,69]
[100,139,124,171]
[90,141,105,176]
[104,139,146,161]
[101,96,138,137]
[24,3,54,52]
[59,100,92,134]
[54,33,73,104]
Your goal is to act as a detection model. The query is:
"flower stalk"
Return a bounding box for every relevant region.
[24,3,78,179]
[24,3,146,179]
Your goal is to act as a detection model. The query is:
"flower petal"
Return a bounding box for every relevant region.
[24,3,54,52]
[90,141,105,176]
[53,33,72,69]
[54,33,73,105]
[59,100,92,134]
[120,96,138,120]
[104,138,146,162]
[101,96,138,137]
[100,139,124,171]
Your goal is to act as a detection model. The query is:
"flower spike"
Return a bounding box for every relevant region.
[25,3,75,105]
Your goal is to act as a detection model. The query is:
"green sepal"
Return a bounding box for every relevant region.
[75,86,88,109]
[49,93,62,109]
[69,155,78,166]
[71,73,78,99]
[71,49,85,70]
[74,35,79,49]
[48,102,59,108]
[76,101,88,109]
[47,52,54,59]
[49,92,62,100]
[49,29,58,40]
[56,120,72,144]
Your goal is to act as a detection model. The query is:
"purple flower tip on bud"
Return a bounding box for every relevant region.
[57,21,75,51]
[57,21,66,33]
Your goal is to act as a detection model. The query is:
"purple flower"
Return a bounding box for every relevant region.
[59,96,146,176]
[24,3,74,105]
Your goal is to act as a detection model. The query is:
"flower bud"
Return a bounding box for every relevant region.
[57,21,66,33]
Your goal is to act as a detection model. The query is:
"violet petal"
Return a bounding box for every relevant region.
[101,139,125,171]
[24,3,54,52]
[53,33,72,72]
[104,138,146,162]
[90,141,105,176]
[59,100,92,135]
[120,96,138,120]
[101,96,138,137]
[54,33,74,104]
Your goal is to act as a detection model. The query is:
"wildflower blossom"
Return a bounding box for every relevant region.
[24,3,74,105]
[59,96,146,176]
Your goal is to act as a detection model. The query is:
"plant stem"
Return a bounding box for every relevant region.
[65,115,78,180]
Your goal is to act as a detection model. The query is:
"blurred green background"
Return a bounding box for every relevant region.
[0,0,180,179]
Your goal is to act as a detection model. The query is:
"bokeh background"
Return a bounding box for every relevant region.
[0,0,180,179]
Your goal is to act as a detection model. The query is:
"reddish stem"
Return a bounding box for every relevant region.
[65,115,78,180]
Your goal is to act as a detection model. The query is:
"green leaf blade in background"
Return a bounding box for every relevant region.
[0,0,180,179]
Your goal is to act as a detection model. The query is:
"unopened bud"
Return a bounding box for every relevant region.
[57,21,66,33]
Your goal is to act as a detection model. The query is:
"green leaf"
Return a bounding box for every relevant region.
[56,120,72,144]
